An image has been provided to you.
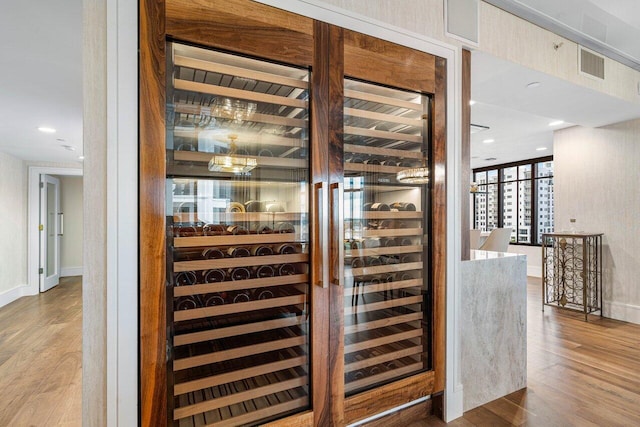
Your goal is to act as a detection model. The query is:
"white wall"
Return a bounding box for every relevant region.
[0,151,27,305]
[58,175,83,275]
[554,119,640,324]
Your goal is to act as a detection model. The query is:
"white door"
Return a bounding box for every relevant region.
[40,175,61,292]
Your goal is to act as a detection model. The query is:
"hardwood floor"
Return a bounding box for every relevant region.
[1,276,637,426]
[0,277,82,426]
[407,277,640,427]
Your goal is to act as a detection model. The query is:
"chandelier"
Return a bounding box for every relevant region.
[208,134,257,173]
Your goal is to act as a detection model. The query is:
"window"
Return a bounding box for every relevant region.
[473,157,553,245]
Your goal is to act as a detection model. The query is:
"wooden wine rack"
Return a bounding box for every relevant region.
[341,77,428,396]
[343,212,426,395]
[171,220,310,426]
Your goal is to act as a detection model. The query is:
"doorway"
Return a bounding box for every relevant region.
[28,167,83,294]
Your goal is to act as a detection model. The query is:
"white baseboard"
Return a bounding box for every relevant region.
[61,266,84,277]
[0,285,30,309]
[445,386,464,422]
[527,265,542,278]
[604,300,640,325]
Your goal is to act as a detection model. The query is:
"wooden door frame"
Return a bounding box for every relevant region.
[140,0,464,423]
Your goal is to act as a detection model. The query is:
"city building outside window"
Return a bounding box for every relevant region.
[472,157,553,246]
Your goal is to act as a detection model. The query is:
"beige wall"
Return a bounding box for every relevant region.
[58,175,83,273]
[317,0,640,104]
[0,151,27,296]
[554,119,640,324]
[83,0,107,423]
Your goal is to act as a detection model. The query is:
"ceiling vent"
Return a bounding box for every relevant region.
[579,46,605,80]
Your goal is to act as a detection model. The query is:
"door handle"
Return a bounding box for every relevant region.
[58,213,64,236]
[330,182,344,287]
[313,182,327,288]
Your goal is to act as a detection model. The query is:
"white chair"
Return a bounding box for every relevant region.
[469,229,482,250]
[478,227,512,252]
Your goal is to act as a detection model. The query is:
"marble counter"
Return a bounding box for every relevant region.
[461,250,527,411]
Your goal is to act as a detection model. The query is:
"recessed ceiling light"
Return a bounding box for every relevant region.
[78,155,85,160]
[536,147,548,151]
[38,126,56,133]
[56,138,66,142]
[549,120,564,126]
[526,82,541,89]
[482,139,495,144]
[469,100,476,106]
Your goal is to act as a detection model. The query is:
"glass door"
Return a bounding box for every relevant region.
[166,42,311,426]
[342,78,431,396]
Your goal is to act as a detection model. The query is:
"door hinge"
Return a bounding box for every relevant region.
[40,182,44,188]
[39,268,43,274]
[39,224,44,231]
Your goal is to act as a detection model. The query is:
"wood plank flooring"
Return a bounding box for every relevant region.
[0,277,82,426]
[1,276,638,426]
[407,277,640,427]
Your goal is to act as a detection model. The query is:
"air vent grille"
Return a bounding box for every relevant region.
[579,46,605,80]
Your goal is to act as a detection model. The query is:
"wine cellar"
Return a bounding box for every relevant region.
[140,1,446,426]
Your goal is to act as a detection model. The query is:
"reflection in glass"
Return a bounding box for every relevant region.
[46,182,56,276]
[343,78,430,396]
[166,42,310,426]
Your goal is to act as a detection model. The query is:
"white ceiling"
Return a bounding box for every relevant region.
[471,50,640,168]
[1,0,639,170]
[0,0,83,164]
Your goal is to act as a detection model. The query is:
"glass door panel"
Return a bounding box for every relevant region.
[166,42,310,426]
[342,78,430,396]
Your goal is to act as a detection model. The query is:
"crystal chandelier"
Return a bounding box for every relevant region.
[396,153,429,184]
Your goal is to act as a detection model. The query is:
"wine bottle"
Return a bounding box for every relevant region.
[390,202,416,211]
[175,225,197,237]
[226,225,249,235]
[251,223,273,234]
[254,265,275,278]
[364,157,381,165]
[251,245,274,256]
[202,247,225,259]
[244,200,265,212]
[229,267,251,281]
[399,237,413,246]
[278,264,296,276]
[382,237,397,247]
[401,254,418,263]
[252,288,274,300]
[369,202,390,211]
[275,222,295,234]
[204,293,225,306]
[351,258,365,268]
[347,155,364,164]
[363,238,381,248]
[227,246,251,258]
[367,256,382,266]
[203,269,226,283]
[174,271,197,286]
[258,148,274,157]
[203,223,226,236]
[382,255,399,265]
[232,291,251,303]
[174,296,198,311]
[274,243,298,255]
